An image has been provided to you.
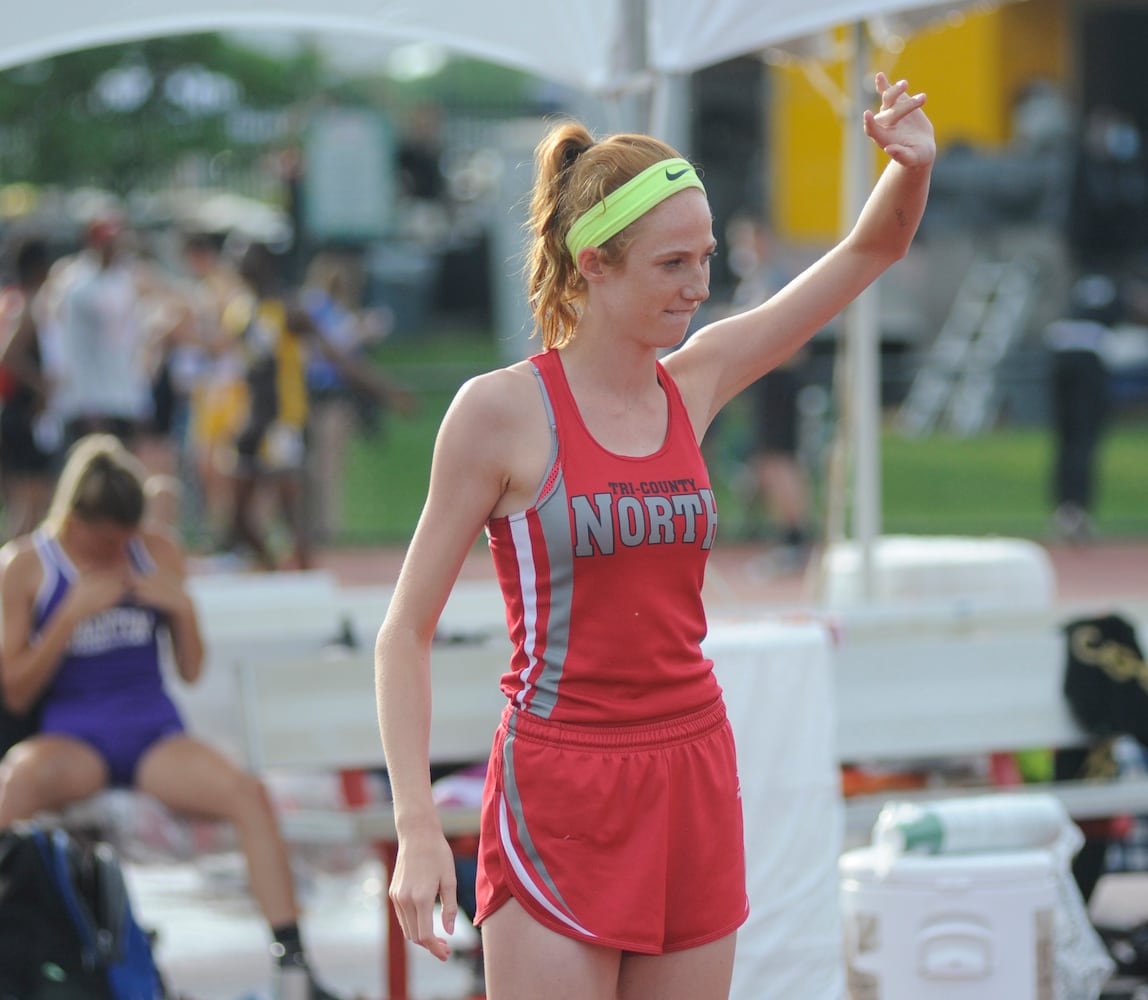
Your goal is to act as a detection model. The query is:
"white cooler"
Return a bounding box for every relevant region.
[839,846,1057,1000]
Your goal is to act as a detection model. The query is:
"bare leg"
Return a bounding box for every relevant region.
[482,895,620,1000]
[305,399,355,544]
[276,473,311,570]
[135,734,298,926]
[230,473,277,570]
[618,933,737,1000]
[195,439,234,548]
[0,735,108,824]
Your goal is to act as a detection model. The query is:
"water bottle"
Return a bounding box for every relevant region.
[872,793,1068,856]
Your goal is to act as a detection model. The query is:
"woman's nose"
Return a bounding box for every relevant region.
[683,274,710,303]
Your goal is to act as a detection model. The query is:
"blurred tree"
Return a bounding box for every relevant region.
[0,34,326,193]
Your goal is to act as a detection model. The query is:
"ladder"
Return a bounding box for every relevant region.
[896,256,1040,437]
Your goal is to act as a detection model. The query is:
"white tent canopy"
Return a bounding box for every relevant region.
[2,0,963,94]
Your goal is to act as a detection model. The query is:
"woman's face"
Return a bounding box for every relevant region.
[67,517,136,567]
[591,188,715,349]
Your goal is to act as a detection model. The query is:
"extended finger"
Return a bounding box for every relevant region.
[406,898,444,955]
[879,78,910,112]
[389,886,415,943]
[871,90,926,128]
[439,880,459,936]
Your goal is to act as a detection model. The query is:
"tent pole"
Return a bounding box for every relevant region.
[842,21,881,600]
[649,71,691,152]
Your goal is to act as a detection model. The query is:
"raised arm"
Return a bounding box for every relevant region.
[669,72,936,426]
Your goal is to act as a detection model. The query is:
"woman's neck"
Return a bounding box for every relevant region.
[55,520,134,573]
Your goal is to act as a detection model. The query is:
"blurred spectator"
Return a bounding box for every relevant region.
[221,243,315,571]
[131,232,199,479]
[1044,273,1119,543]
[398,103,447,202]
[179,232,249,550]
[0,237,61,539]
[301,251,395,543]
[1068,107,1148,275]
[223,244,406,570]
[397,104,451,243]
[40,216,152,449]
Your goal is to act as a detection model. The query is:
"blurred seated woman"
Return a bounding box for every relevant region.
[0,433,339,999]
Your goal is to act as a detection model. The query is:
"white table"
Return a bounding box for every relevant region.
[705,618,843,1000]
[820,534,1055,610]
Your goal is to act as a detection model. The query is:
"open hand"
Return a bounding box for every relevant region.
[863,72,936,169]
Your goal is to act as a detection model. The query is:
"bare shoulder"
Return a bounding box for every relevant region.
[441,360,548,453]
[450,361,542,425]
[437,360,552,517]
[0,535,43,596]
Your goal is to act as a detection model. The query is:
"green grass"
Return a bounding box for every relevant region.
[336,328,1148,545]
[341,328,504,544]
[880,426,1148,539]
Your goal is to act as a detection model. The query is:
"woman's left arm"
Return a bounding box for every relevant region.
[670,72,936,426]
[133,530,205,684]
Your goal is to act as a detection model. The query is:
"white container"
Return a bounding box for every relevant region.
[839,846,1057,1000]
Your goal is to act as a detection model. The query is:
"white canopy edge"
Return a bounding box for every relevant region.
[2,0,988,94]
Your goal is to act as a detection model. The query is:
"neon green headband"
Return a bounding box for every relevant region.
[565,157,706,261]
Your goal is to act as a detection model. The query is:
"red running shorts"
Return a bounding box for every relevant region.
[473,697,749,953]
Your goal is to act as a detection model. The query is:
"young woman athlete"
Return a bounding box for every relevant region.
[0,433,340,999]
[375,72,935,1000]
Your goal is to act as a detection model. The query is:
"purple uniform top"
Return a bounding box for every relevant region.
[31,529,185,785]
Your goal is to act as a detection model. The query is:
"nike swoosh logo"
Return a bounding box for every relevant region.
[665,166,690,181]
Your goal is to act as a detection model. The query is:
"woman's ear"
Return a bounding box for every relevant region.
[576,246,607,283]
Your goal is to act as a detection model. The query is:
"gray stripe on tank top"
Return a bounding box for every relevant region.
[523,362,574,720]
[31,530,59,624]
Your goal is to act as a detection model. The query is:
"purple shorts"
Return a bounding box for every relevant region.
[41,693,185,787]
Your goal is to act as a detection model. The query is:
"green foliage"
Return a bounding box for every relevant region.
[0,34,546,196]
[381,57,536,114]
[0,34,323,191]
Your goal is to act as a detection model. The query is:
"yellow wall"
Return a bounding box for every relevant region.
[770,0,1070,241]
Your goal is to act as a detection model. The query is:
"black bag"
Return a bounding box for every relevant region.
[1062,613,1148,749]
[0,823,165,1000]
[1098,921,1148,978]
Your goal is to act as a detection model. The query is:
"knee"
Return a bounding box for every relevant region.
[0,758,23,820]
[220,769,278,822]
[0,747,62,818]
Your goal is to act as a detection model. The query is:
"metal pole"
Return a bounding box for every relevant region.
[842,22,881,600]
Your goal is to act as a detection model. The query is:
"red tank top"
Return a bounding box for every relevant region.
[485,349,720,723]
